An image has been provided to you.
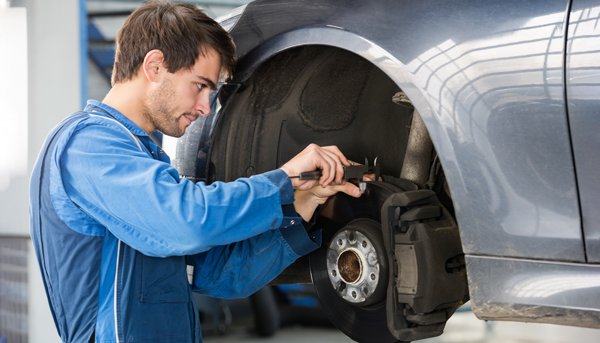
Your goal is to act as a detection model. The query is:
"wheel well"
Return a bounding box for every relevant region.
[210,45,413,182]
[210,44,455,216]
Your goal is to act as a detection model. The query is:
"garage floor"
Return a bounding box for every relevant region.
[203,306,600,343]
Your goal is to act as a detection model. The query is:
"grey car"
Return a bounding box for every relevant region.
[174,0,600,342]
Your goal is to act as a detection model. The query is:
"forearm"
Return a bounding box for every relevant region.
[189,224,321,299]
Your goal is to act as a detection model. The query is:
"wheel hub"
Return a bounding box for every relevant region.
[309,181,402,343]
[327,229,381,304]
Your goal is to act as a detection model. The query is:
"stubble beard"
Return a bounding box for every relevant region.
[142,76,188,138]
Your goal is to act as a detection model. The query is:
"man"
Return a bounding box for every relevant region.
[29,1,361,342]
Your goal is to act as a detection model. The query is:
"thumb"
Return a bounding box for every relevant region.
[332,181,362,198]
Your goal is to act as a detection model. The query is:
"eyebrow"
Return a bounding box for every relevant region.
[196,76,217,91]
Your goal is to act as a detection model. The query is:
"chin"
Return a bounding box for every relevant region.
[166,129,185,138]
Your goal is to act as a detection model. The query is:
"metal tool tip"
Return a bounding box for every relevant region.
[359,182,367,194]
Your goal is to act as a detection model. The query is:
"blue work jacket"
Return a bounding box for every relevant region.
[29,100,321,343]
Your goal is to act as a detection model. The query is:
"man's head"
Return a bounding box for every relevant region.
[111,0,236,137]
[113,0,235,85]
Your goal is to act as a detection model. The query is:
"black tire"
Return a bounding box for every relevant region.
[250,287,280,337]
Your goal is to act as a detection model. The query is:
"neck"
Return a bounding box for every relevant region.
[102,80,155,134]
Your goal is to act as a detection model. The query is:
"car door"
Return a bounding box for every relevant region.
[566,0,600,263]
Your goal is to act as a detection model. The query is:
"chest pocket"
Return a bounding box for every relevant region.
[139,254,189,303]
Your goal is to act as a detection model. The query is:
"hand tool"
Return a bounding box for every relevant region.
[287,157,380,194]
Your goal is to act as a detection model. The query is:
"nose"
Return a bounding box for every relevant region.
[194,91,211,117]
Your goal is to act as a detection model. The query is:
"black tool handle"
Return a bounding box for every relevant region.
[292,164,380,181]
[298,170,322,180]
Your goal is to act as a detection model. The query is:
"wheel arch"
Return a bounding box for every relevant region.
[231,26,468,244]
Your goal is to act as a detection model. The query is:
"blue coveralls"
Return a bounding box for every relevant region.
[29,100,321,343]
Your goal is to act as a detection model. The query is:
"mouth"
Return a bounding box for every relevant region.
[182,114,198,125]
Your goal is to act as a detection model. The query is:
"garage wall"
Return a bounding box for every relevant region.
[0,0,81,235]
[0,0,80,341]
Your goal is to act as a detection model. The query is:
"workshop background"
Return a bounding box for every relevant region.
[0,1,598,342]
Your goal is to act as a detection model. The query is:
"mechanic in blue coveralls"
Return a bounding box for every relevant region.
[29,1,363,342]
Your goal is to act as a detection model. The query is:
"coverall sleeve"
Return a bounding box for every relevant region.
[188,222,322,299]
[59,120,302,258]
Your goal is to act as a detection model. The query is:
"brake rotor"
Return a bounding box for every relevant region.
[309,181,402,343]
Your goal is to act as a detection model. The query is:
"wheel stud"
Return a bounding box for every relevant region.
[337,238,343,246]
[362,240,367,248]
[370,273,376,280]
[352,291,357,298]
[348,231,356,242]
[332,270,337,277]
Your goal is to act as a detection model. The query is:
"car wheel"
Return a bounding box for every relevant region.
[309,181,405,343]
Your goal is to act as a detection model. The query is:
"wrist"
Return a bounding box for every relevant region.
[279,166,299,189]
[294,190,320,221]
[279,166,293,178]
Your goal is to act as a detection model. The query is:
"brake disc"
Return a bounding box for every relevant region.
[309,181,403,343]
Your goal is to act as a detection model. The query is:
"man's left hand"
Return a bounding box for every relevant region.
[294,179,361,221]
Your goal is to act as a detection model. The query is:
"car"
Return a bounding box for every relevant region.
[172,0,600,342]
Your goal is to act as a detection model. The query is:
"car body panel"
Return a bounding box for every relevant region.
[566,0,600,263]
[225,0,584,262]
[466,255,600,327]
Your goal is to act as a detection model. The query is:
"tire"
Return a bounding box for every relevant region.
[250,286,280,337]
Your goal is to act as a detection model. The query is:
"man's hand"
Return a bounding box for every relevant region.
[280,144,350,190]
[294,181,362,221]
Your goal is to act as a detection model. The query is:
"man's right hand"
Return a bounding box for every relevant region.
[279,144,350,191]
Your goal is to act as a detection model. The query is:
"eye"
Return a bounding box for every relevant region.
[197,83,204,91]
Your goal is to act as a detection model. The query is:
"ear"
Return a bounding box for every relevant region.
[142,49,165,83]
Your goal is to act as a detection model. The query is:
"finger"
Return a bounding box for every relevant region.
[329,150,346,185]
[329,180,361,198]
[317,151,333,187]
[320,150,337,187]
[299,179,319,191]
[293,178,313,190]
[312,146,337,187]
[363,173,376,181]
[323,146,350,167]
[321,148,345,185]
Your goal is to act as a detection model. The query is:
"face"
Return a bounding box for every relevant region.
[142,49,221,137]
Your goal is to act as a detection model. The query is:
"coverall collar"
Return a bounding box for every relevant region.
[84,100,149,137]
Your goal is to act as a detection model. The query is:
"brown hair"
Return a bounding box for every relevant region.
[111,0,236,85]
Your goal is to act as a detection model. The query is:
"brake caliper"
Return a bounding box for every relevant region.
[381,189,469,342]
